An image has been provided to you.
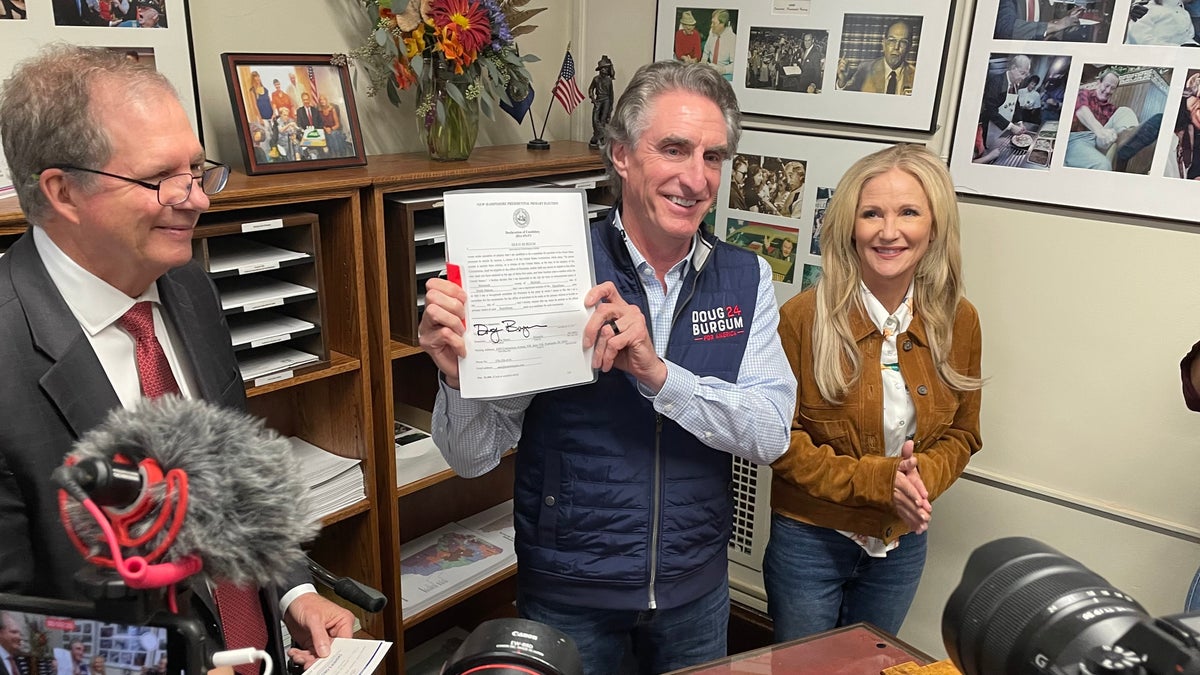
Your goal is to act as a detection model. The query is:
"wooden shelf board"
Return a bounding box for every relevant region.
[245,349,360,397]
[390,339,423,360]
[318,498,372,528]
[401,563,517,630]
[394,447,515,499]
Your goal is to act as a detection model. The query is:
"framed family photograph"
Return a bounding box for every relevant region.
[950,0,1200,222]
[653,0,956,131]
[713,129,898,306]
[221,52,366,175]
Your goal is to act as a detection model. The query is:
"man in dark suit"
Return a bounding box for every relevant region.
[796,32,824,93]
[295,92,323,129]
[51,0,103,26]
[0,45,352,672]
[994,0,1086,40]
[836,20,917,95]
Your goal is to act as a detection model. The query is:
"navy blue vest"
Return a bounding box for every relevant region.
[514,210,762,610]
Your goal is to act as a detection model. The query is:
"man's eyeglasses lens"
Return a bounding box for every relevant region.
[159,164,229,206]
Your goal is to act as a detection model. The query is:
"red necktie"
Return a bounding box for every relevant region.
[214,582,270,675]
[712,34,721,64]
[117,301,180,398]
[1028,0,1039,21]
[9,656,19,675]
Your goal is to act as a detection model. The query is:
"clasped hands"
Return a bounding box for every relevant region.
[893,439,931,534]
[419,278,666,392]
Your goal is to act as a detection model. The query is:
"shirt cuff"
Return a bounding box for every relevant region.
[650,360,694,414]
[279,583,317,615]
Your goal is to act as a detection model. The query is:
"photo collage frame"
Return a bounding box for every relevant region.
[654,0,956,131]
[951,0,1200,221]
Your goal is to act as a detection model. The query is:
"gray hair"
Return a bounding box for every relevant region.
[601,60,741,201]
[0,43,179,222]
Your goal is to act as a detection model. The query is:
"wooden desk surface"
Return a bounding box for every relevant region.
[668,624,933,675]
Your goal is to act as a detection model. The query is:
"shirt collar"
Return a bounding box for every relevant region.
[613,208,694,280]
[32,226,162,337]
[852,280,926,343]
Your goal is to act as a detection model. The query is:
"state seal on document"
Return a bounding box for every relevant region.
[513,207,531,228]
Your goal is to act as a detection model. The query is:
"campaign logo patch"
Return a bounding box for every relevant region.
[692,305,746,341]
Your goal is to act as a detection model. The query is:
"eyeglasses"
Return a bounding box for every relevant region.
[41,160,230,206]
[884,37,911,49]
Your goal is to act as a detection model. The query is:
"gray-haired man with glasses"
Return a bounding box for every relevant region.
[0,44,353,671]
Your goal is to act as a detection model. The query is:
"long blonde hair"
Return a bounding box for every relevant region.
[812,144,982,402]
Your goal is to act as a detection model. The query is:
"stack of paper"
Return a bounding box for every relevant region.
[399,501,517,616]
[236,345,320,382]
[395,420,451,488]
[287,437,367,522]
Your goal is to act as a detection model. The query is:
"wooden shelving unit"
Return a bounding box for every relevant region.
[0,142,609,675]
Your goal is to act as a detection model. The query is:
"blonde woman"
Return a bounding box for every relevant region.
[765,144,983,641]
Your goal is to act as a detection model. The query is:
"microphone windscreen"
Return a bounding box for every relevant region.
[63,396,320,587]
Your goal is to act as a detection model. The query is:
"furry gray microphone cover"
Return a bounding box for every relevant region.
[64,396,320,587]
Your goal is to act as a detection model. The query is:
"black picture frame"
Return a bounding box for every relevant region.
[220,52,366,176]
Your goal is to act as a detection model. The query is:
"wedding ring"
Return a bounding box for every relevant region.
[606,319,621,336]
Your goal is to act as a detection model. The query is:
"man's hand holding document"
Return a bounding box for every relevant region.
[422,188,603,399]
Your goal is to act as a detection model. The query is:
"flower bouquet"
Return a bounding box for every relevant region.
[347,0,545,159]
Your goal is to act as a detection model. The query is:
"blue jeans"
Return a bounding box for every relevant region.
[517,581,729,675]
[763,513,927,642]
[1186,566,1200,611]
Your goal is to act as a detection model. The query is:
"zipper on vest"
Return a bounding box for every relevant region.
[648,412,664,610]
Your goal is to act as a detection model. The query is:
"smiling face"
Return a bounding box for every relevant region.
[882,22,912,70]
[1095,72,1119,102]
[71,642,85,663]
[48,81,208,296]
[611,89,728,255]
[854,167,932,302]
[711,13,726,35]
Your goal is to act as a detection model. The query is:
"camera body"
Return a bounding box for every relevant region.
[0,591,212,675]
[943,537,1200,675]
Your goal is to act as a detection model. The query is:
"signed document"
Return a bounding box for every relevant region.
[444,188,597,399]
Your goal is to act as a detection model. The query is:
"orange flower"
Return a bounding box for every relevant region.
[428,0,490,63]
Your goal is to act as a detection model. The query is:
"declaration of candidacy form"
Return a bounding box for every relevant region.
[443,188,597,399]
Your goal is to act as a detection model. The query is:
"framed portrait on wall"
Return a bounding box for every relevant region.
[0,0,201,191]
[712,129,898,307]
[652,0,956,131]
[221,53,367,175]
[949,0,1200,222]
[0,0,200,130]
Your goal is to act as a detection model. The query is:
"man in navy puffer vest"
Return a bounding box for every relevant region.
[419,60,796,675]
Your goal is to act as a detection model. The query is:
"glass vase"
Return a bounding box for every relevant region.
[417,58,480,161]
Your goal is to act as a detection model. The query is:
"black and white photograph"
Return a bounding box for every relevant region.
[654,0,955,130]
[1,0,25,20]
[745,27,827,93]
[728,152,807,218]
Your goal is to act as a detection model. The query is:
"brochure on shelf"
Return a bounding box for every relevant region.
[236,345,320,381]
[457,500,515,548]
[394,420,451,488]
[398,521,515,616]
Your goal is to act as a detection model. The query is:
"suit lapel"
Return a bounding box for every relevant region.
[158,269,224,401]
[10,232,121,438]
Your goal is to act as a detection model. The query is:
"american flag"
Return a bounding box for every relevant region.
[306,66,320,100]
[552,49,586,114]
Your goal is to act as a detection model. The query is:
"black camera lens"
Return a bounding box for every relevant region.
[943,537,1149,675]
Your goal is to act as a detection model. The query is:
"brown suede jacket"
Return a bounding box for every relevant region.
[771,287,983,543]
